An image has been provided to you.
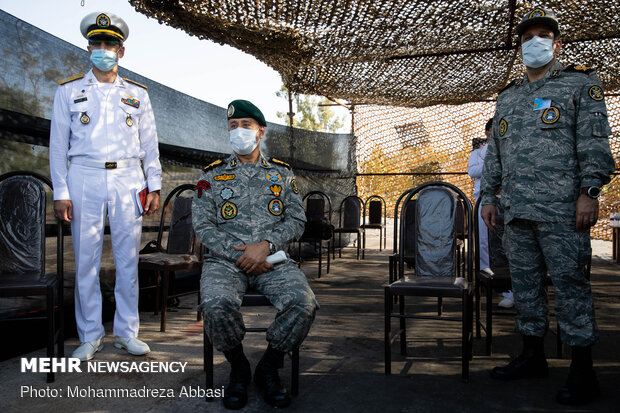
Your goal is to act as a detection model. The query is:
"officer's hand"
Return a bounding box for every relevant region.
[145,191,160,216]
[481,204,496,231]
[234,242,273,275]
[576,194,598,231]
[53,200,73,223]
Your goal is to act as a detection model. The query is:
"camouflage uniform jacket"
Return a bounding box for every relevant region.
[192,153,306,262]
[480,61,615,223]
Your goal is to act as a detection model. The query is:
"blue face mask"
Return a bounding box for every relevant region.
[521,36,554,68]
[229,127,259,155]
[90,49,118,72]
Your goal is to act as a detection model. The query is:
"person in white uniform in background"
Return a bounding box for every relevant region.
[49,12,162,360]
[468,118,513,308]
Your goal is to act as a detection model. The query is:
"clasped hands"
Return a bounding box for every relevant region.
[234,240,274,275]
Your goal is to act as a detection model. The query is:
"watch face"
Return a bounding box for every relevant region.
[588,187,601,198]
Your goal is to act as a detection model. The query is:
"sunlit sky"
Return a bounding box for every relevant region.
[0,0,350,129]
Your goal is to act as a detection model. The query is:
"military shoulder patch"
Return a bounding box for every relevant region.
[123,77,148,89]
[203,159,224,172]
[270,158,291,169]
[564,64,595,75]
[498,79,517,95]
[57,73,84,85]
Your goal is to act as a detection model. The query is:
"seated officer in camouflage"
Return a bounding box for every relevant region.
[480,7,615,406]
[192,99,317,409]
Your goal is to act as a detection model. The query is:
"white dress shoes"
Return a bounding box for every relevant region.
[114,336,151,356]
[72,337,104,361]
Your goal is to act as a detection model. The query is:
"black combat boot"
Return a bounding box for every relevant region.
[254,345,291,408]
[491,335,548,380]
[556,345,599,405]
[222,344,251,410]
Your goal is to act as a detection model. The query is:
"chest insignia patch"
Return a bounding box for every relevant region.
[291,179,299,194]
[195,180,211,198]
[498,118,508,136]
[220,187,234,200]
[270,184,282,197]
[221,201,237,220]
[266,170,282,183]
[268,199,284,216]
[80,112,90,124]
[589,85,604,101]
[541,107,560,124]
[214,174,235,181]
[121,97,140,108]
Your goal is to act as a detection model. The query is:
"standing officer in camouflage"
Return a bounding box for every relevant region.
[480,7,615,405]
[192,100,317,409]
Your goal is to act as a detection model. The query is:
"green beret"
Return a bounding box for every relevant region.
[227,100,266,127]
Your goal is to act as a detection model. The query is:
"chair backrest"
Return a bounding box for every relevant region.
[398,181,472,280]
[0,173,47,275]
[393,188,416,253]
[157,184,196,254]
[340,196,362,228]
[414,186,456,278]
[301,191,333,240]
[368,200,382,225]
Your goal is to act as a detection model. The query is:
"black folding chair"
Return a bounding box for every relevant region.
[297,191,332,278]
[361,195,387,254]
[0,171,64,383]
[385,181,473,382]
[139,184,202,332]
[332,195,364,260]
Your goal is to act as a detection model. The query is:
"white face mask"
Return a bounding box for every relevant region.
[521,36,555,68]
[229,127,259,155]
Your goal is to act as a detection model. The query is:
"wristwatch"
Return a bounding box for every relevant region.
[580,186,601,199]
[266,241,276,254]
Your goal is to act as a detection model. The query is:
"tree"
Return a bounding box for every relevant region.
[276,86,345,133]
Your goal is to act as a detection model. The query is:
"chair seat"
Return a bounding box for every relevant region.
[389,277,470,297]
[478,266,510,281]
[138,253,201,270]
[242,290,272,306]
[333,227,362,233]
[0,272,58,293]
[361,223,384,229]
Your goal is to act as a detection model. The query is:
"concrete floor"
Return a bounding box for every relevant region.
[1,224,619,413]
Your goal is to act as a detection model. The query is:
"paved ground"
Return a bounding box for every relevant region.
[1,224,619,413]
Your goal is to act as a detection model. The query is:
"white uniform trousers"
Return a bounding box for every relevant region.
[68,163,144,342]
[476,196,490,270]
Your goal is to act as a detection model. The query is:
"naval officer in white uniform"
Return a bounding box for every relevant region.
[49,12,162,360]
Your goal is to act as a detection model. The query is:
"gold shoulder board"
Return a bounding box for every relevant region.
[203,159,224,172]
[123,77,148,89]
[57,73,84,85]
[564,64,594,74]
[270,158,291,169]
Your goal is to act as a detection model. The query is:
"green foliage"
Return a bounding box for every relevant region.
[276,85,345,133]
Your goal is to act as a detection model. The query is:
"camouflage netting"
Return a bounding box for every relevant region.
[131,0,620,240]
[130,0,620,107]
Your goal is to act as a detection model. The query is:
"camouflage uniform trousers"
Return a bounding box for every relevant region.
[503,218,598,347]
[199,257,317,353]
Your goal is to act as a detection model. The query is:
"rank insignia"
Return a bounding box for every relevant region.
[214,174,235,181]
[97,13,110,28]
[266,170,282,183]
[498,118,507,137]
[221,201,237,220]
[270,184,282,197]
[196,180,211,198]
[80,112,90,124]
[291,179,299,194]
[262,158,268,167]
[121,97,140,108]
[126,114,133,127]
[589,85,604,101]
[230,159,237,167]
[551,70,559,77]
[541,107,560,124]
[515,79,523,86]
[268,199,284,216]
[220,187,233,200]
